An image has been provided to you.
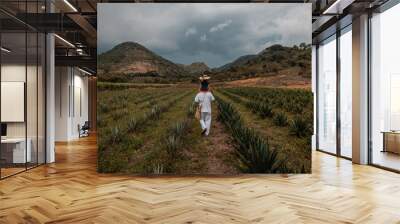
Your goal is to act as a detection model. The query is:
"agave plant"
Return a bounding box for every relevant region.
[97,114,105,128]
[245,101,258,113]
[231,125,283,173]
[98,102,110,113]
[108,126,123,145]
[273,111,288,126]
[162,119,191,159]
[172,121,188,137]
[216,97,286,173]
[111,109,128,121]
[148,105,161,120]
[152,163,164,174]
[165,135,179,156]
[187,103,196,117]
[127,117,142,133]
[257,103,273,118]
[289,116,311,138]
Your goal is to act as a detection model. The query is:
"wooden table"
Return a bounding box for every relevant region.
[381,131,400,154]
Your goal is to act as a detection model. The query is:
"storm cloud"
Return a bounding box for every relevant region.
[98,3,311,68]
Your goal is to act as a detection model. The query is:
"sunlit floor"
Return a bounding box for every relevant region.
[0,135,400,223]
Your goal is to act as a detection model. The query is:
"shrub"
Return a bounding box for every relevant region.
[273,111,288,126]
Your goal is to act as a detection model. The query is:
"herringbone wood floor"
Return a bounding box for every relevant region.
[0,136,400,224]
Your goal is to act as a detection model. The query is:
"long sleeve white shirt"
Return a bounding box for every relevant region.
[195,91,215,113]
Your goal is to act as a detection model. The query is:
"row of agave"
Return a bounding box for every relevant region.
[99,92,191,147]
[98,89,175,115]
[225,87,313,114]
[219,90,274,119]
[152,103,196,174]
[216,97,290,173]
[161,120,191,173]
[220,89,312,139]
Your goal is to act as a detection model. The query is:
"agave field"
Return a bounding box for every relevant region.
[98,83,313,174]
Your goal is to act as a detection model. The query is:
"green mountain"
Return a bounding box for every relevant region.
[214,54,257,72]
[179,62,210,75]
[97,42,311,85]
[211,44,311,81]
[98,42,186,82]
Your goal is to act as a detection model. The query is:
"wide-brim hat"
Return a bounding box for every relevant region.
[199,75,210,81]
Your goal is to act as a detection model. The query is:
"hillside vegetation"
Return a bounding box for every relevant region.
[98,42,311,86]
[211,44,311,82]
[98,42,187,83]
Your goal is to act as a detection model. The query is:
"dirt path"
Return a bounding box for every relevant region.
[182,102,239,175]
[202,107,239,174]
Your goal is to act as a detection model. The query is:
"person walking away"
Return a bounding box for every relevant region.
[195,75,215,136]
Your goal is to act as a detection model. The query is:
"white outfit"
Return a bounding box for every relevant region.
[200,112,212,136]
[195,91,215,136]
[195,91,215,113]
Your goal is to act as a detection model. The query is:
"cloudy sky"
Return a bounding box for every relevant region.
[98,3,311,68]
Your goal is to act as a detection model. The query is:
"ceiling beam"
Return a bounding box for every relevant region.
[67,13,97,47]
[322,0,356,14]
[55,55,96,71]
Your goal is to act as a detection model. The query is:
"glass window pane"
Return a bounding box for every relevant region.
[27,31,38,169]
[317,35,337,154]
[38,33,45,165]
[1,31,27,177]
[371,3,400,171]
[340,27,352,158]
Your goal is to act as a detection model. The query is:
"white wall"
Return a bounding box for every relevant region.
[1,63,46,164]
[72,72,89,138]
[1,64,35,138]
[1,65,26,138]
[55,67,89,141]
[55,66,70,141]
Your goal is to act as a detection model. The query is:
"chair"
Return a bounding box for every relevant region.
[79,121,90,138]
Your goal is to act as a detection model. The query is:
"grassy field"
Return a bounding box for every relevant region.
[97,83,313,174]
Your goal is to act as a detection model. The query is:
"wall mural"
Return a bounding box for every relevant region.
[97,3,313,174]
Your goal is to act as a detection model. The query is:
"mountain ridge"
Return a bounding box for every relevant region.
[98,41,311,84]
[98,41,186,79]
